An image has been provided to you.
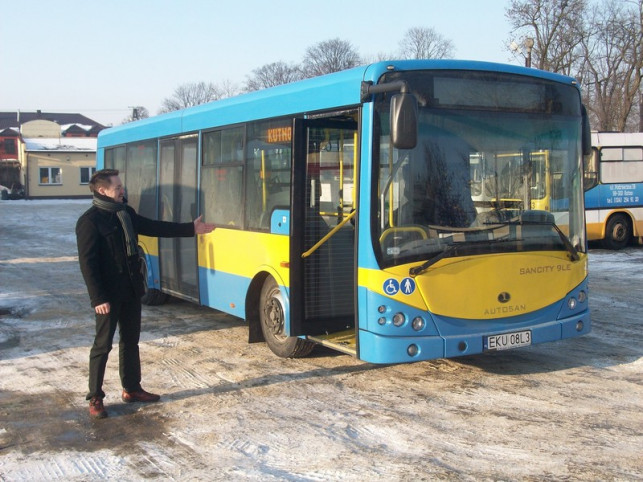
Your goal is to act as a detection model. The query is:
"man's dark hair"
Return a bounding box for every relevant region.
[89,169,119,193]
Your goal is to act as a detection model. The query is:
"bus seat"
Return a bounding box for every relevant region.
[260,189,291,229]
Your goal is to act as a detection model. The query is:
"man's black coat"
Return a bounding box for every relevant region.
[76,202,195,308]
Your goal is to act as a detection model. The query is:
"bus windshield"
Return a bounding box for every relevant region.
[374,70,586,268]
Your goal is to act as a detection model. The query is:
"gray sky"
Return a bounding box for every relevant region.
[1,0,515,126]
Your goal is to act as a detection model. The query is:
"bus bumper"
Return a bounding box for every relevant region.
[357,310,590,364]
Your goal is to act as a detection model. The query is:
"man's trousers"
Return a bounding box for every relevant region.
[86,292,142,400]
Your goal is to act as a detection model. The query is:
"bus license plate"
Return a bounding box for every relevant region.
[485,330,532,351]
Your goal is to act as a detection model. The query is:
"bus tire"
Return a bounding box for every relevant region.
[603,214,631,250]
[260,276,314,358]
[139,251,168,306]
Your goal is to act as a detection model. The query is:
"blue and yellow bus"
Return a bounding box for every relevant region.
[585,131,643,249]
[98,60,591,363]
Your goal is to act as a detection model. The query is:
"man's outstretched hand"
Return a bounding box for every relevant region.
[194,215,215,235]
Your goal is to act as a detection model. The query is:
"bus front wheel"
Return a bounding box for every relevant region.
[259,276,314,358]
[603,214,631,250]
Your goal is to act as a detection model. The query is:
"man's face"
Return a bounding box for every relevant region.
[99,175,125,203]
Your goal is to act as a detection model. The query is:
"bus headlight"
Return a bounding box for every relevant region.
[393,312,405,326]
[578,290,587,303]
[412,316,425,331]
[407,344,419,357]
[568,297,577,310]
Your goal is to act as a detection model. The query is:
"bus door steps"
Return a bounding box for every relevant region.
[307,329,356,356]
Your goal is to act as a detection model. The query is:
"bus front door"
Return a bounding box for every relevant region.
[158,135,199,302]
[291,118,358,347]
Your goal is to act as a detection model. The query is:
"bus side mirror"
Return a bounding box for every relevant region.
[581,105,592,156]
[390,93,418,149]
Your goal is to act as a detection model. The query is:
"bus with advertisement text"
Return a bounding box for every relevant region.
[584,131,643,249]
[97,60,591,364]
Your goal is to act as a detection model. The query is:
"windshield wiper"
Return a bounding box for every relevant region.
[409,244,459,277]
[408,212,580,278]
[408,238,512,277]
[505,211,580,261]
[528,220,580,261]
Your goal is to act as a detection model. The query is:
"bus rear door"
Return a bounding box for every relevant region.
[158,135,200,301]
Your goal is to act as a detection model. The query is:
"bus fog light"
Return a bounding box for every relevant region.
[576,320,584,332]
[412,316,425,331]
[578,290,587,303]
[378,317,386,325]
[568,297,577,310]
[393,312,405,326]
[407,344,419,357]
[378,305,387,313]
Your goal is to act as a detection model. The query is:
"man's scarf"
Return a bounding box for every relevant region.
[92,193,138,257]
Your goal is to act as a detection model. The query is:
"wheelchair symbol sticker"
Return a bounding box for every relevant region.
[383,278,399,295]
[383,277,416,296]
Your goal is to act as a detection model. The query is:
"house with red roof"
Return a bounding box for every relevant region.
[0,111,106,198]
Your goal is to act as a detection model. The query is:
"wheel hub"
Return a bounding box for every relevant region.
[265,297,284,336]
[613,224,625,241]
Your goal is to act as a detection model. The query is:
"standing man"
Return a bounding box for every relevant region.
[76,169,214,419]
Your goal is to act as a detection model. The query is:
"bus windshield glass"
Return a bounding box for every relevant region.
[374,70,585,268]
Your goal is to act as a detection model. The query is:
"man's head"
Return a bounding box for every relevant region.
[89,169,125,203]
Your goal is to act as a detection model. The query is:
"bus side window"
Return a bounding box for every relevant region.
[201,127,245,227]
[245,120,292,231]
[583,148,599,191]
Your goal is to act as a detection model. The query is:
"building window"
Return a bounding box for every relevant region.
[40,167,62,185]
[80,166,96,184]
[3,138,16,155]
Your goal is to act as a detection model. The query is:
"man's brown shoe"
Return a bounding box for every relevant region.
[89,397,107,419]
[122,389,160,403]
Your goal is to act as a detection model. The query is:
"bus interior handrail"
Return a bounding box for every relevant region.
[301,209,356,259]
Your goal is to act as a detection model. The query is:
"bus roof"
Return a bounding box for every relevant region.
[592,131,643,147]
[99,59,579,148]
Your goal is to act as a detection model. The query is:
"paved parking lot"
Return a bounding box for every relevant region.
[0,200,641,480]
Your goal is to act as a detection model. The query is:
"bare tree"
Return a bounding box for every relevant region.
[121,106,149,124]
[506,0,586,75]
[245,61,303,92]
[217,79,241,99]
[301,38,361,78]
[159,81,233,113]
[580,0,643,131]
[398,27,454,59]
[362,51,397,63]
[506,0,643,132]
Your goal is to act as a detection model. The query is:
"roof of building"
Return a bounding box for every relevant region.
[0,111,105,131]
[24,137,97,151]
[0,127,20,136]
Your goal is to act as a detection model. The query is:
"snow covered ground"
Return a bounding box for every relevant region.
[0,199,641,480]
